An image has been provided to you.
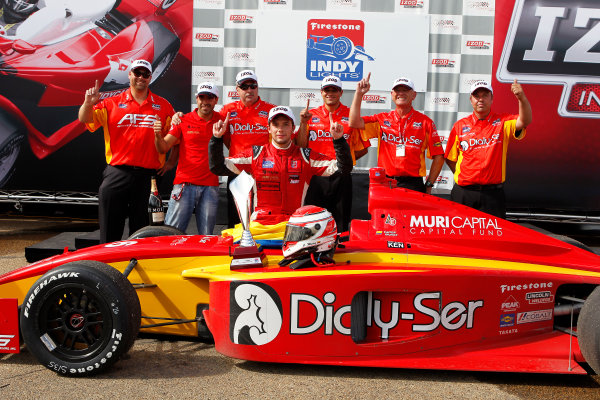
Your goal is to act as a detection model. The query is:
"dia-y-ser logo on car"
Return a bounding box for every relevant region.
[497,0,600,118]
[306,19,374,82]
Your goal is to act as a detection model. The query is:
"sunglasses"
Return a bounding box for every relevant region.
[132,69,151,79]
[238,83,258,90]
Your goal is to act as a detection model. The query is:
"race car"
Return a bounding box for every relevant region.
[2,167,600,377]
[307,35,374,61]
[0,0,188,187]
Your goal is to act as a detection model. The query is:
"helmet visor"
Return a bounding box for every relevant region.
[283,224,316,243]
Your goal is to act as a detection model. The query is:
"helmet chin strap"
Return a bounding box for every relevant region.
[310,252,335,267]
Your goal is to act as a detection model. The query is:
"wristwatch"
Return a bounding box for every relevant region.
[424,181,434,188]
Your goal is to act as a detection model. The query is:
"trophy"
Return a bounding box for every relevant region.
[229,171,267,270]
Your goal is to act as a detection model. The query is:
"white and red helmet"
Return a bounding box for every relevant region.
[282,206,337,260]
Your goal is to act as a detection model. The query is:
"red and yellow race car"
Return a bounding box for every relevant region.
[2,168,600,377]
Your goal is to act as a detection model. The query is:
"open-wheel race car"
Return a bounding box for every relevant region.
[3,168,600,377]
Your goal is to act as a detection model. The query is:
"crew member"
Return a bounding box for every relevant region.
[349,73,444,194]
[78,59,174,243]
[445,79,532,218]
[296,75,370,231]
[209,106,353,226]
[220,70,275,227]
[154,82,223,235]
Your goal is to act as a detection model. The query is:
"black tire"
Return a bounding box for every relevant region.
[578,285,600,374]
[351,291,368,343]
[196,303,214,343]
[19,261,140,376]
[127,225,185,239]
[147,21,180,83]
[0,109,25,188]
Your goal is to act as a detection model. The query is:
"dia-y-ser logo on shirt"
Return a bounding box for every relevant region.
[306,19,374,82]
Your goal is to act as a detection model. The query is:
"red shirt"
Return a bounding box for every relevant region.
[168,110,223,186]
[362,109,443,177]
[220,98,275,157]
[87,89,174,169]
[445,112,525,186]
[306,104,370,164]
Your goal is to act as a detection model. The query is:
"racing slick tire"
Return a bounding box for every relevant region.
[19,261,141,376]
[0,109,25,188]
[147,21,180,84]
[578,285,600,374]
[127,225,185,239]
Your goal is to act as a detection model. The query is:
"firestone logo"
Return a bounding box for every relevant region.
[306,19,374,82]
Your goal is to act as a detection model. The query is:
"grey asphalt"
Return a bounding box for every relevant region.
[1,216,599,399]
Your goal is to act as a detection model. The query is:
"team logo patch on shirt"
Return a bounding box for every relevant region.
[341,117,349,122]
[311,117,320,123]
[384,121,392,127]
[288,159,300,172]
[259,111,268,118]
[492,118,501,126]
[262,159,275,168]
[230,112,238,118]
[289,175,300,184]
[412,122,422,128]
[118,103,127,108]
[462,126,471,133]
[152,104,161,110]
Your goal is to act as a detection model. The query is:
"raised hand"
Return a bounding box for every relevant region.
[84,80,101,106]
[153,115,162,136]
[356,72,371,96]
[213,112,230,138]
[329,112,344,140]
[299,99,312,124]
[511,79,525,100]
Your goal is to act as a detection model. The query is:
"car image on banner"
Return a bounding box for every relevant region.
[0,0,192,189]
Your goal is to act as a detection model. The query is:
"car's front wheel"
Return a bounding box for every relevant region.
[577,285,600,374]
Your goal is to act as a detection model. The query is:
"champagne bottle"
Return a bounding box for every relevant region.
[148,176,164,225]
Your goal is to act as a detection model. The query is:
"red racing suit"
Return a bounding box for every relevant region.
[209,137,353,225]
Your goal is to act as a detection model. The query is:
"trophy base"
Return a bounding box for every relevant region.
[230,245,267,270]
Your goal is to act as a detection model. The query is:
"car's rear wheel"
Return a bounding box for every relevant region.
[0,109,25,188]
[128,225,185,239]
[19,261,140,376]
[577,285,600,374]
[147,21,180,83]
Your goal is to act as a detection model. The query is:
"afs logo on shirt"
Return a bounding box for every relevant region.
[306,19,374,82]
[117,114,157,128]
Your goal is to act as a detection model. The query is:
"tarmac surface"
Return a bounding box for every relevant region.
[1,215,600,399]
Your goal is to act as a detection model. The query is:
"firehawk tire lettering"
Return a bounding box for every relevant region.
[19,261,140,376]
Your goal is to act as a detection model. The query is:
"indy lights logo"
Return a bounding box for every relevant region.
[497,0,600,118]
[306,19,374,82]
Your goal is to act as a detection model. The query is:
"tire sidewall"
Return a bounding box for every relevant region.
[20,263,136,376]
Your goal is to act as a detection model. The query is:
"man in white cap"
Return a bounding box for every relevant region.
[349,73,444,194]
[219,69,275,227]
[445,79,532,218]
[78,59,174,243]
[210,106,352,226]
[153,82,224,234]
[296,75,370,231]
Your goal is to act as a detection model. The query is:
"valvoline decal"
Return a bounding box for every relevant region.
[306,19,374,82]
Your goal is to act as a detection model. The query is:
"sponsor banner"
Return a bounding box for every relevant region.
[223,85,240,103]
[223,48,257,67]
[289,89,323,108]
[501,295,520,311]
[460,73,492,93]
[259,0,292,10]
[517,309,553,324]
[193,0,224,8]
[437,130,449,146]
[463,0,495,16]
[192,27,224,48]
[409,214,503,236]
[256,11,429,91]
[225,10,257,28]
[191,66,223,85]
[395,0,429,14]
[462,35,494,55]
[499,313,515,327]
[434,170,453,190]
[429,53,461,74]
[424,92,459,112]
[526,291,554,305]
[429,14,463,35]
[361,91,391,109]
[327,0,361,11]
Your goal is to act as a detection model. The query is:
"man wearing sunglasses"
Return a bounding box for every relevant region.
[219,70,275,227]
[78,59,175,243]
[153,82,223,235]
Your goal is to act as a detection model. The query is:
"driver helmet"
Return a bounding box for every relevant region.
[282,206,337,260]
[2,0,39,23]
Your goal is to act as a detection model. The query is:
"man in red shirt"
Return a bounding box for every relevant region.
[78,59,174,243]
[445,80,532,218]
[220,70,275,227]
[154,82,223,234]
[296,75,370,231]
[210,106,353,226]
[349,73,444,194]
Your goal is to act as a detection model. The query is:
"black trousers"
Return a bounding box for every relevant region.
[304,173,353,232]
[226,177,241,228]
[451,184,506,219]
[99,165,153,243]
[389,175,426,193]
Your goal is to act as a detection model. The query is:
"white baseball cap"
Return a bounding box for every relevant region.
[196,82,219,97]
[391,77,415,91]
[130,59,152,74]
[268,105,296,125]
[236,69,258,85]
[470,80,493,94]
[321,75,342,90]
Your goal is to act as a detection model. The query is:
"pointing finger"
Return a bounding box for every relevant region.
[366,72,371,82]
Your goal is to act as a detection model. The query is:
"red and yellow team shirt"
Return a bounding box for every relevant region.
[86,90,174,169]
[220,97,275,157]
[445,112,526,186]
[361,109,444,177]
[168,110,223,186]
[306,104,371,164]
